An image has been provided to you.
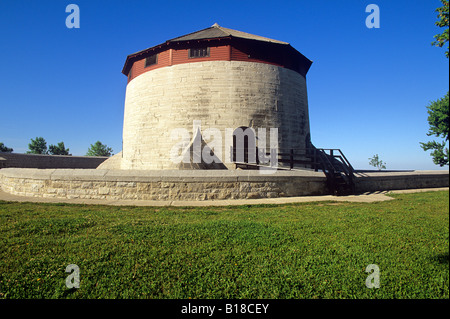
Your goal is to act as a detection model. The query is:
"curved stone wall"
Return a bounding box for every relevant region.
[0,169,447,202]
[121,60,310,170]
[0,168,327,201]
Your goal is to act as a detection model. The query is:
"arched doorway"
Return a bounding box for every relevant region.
[232,126,258,164]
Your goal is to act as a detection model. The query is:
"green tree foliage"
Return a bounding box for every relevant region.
[368,154,386,170]
[48,142,71,155]
[27,137,48,154]
[420,92,449,166]
[432,0,449,58]
[0,142,13,153]
[86,141,113,157]
[421,2,450,166]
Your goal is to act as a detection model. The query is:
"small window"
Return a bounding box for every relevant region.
[145,54,158,67]
[189,47,210,58]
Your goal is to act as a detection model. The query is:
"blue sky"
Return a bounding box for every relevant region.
[0,0,448,170]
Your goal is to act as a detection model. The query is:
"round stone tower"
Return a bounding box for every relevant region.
[106,24,313,170]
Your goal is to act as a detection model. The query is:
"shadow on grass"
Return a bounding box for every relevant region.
[434,252,449,264]
[60,288,79,298]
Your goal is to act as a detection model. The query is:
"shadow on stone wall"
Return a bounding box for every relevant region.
[0,152,108,169]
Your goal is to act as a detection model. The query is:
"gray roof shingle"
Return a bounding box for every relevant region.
[168,23,289,45]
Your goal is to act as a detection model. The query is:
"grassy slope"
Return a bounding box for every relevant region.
[0,191,448,299]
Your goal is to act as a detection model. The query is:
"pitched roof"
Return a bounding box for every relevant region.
[168,23,289,45]
[122,24,308,75]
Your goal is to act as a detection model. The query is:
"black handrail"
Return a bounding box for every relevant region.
[231,146,356,195]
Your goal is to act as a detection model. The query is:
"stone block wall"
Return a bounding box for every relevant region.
[0,153,108,169]
[354,170,449,192]
[121,60,310,170]
[0,168,447,202]
[0,169,327,201]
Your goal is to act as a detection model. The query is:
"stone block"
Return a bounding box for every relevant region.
[246,192,260,199]
[98,187,110,195]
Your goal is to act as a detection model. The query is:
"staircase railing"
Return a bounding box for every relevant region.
[231,146,355,195]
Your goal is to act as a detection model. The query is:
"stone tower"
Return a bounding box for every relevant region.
[101,24,313,170]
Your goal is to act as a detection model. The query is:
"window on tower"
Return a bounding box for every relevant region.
[145,54,158,67]
[189,47,210,58]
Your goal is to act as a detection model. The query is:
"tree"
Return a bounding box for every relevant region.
[420,92,449,166]
[27,137,48,154]
[368,154,386,170]
[86,141,113,157]
[48,142,71,155]
[421,2,450,166]
[432,0,449,58]
[0,142,13,153]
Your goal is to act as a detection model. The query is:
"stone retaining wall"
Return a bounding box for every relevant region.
[0,168,447,202]
[0,153,108,169]
[354,170,449,193]
[0,168,327,201]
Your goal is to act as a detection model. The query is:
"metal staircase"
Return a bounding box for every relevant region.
[312,148,355,196]
[231,145,356,196]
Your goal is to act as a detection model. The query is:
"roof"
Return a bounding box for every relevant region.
[168,23,289,45]
[122,24,308,75]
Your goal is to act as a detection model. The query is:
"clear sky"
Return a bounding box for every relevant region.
[0,0,448,170]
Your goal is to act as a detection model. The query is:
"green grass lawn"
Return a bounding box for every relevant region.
[0,191,448,299]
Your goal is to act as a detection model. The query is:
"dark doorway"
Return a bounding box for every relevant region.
[232,126,258,163]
